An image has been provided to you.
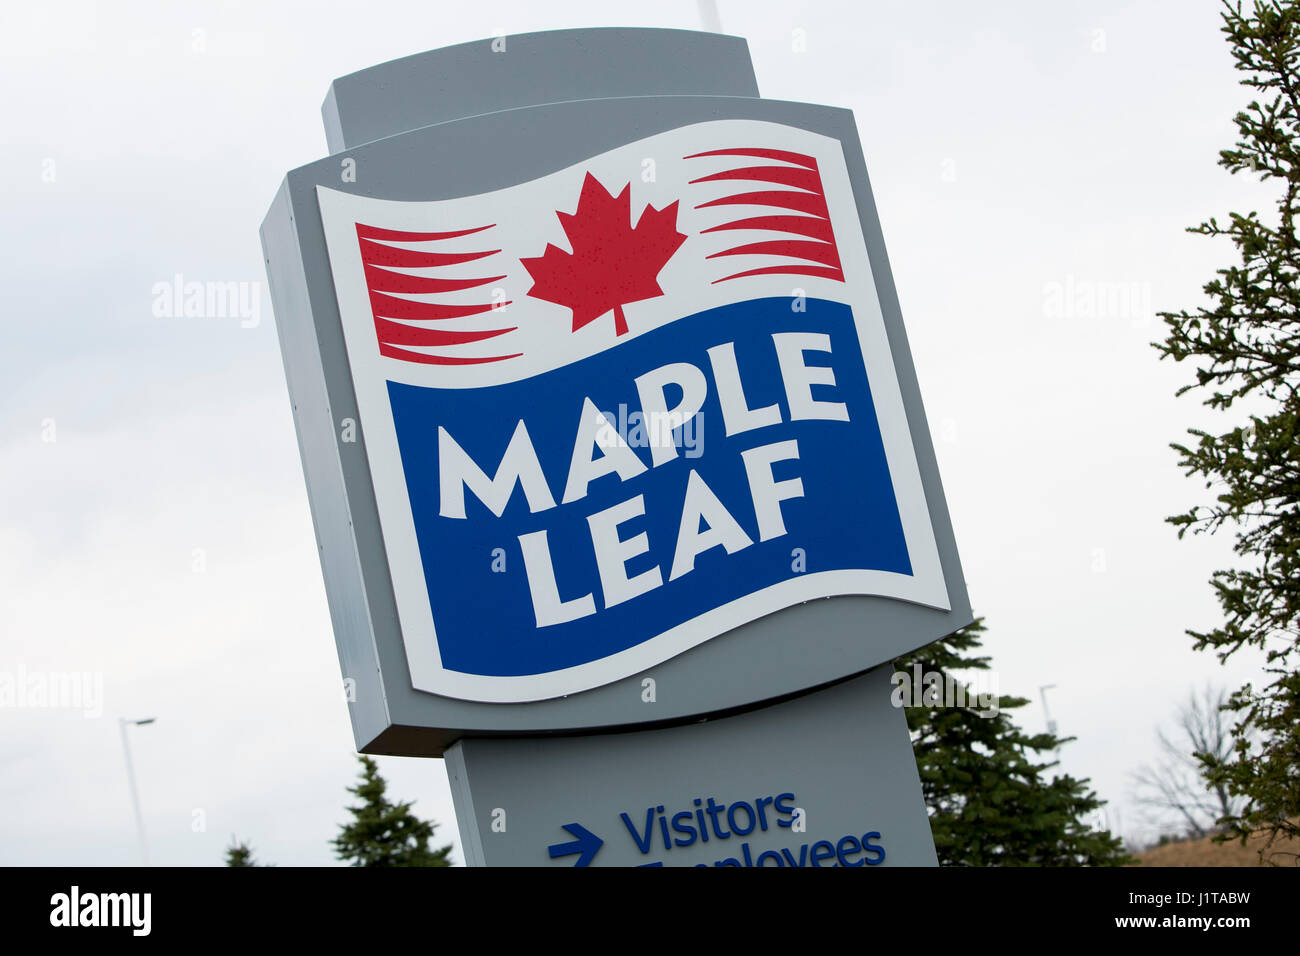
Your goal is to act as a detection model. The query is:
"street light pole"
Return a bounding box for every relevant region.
[1039,685,1060,756]
[697,1,723,33]
[1039,684,1058,737]
[119,717,155,866]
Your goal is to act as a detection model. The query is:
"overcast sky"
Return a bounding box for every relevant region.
[0,0,1274,865]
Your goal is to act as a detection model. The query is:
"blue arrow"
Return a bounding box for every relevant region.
[547,823,603,867]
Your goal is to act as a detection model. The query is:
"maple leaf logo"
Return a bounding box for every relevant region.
[521,172,687,336]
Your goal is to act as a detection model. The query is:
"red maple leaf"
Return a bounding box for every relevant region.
[521,172,687,336]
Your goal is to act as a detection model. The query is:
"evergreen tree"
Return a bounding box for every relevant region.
[333,755,454,867]
[224,838,258,867]
[1154,0,1300,852]
[895,620,1132,866]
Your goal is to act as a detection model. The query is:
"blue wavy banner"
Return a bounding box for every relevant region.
[387,297,910,678]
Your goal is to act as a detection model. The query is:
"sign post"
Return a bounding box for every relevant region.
[262,27,972,866]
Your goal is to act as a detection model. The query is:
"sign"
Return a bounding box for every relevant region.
[262,28,971,758]
[315,121,949,703]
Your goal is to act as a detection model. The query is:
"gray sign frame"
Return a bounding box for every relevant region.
[261,29,972,756]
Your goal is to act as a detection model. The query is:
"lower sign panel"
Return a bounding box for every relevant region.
[446,666,937,867]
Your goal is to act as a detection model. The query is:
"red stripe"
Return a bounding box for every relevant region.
[375,318,515,348]
[356,223,494,242]
[378,344,521,365]
[688,165,822,192]
[359,239,499,268]
[695,189,829,217]
[713,264,845,284]
[364,264,505,295]
[701,214,835,242]
[368,293,509,321]
[706,239,842,268]
[683,148,818,170]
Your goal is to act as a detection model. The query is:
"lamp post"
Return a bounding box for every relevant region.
[1039,684,1061,758]
[697,1,723,32]
[119,717,155,866]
